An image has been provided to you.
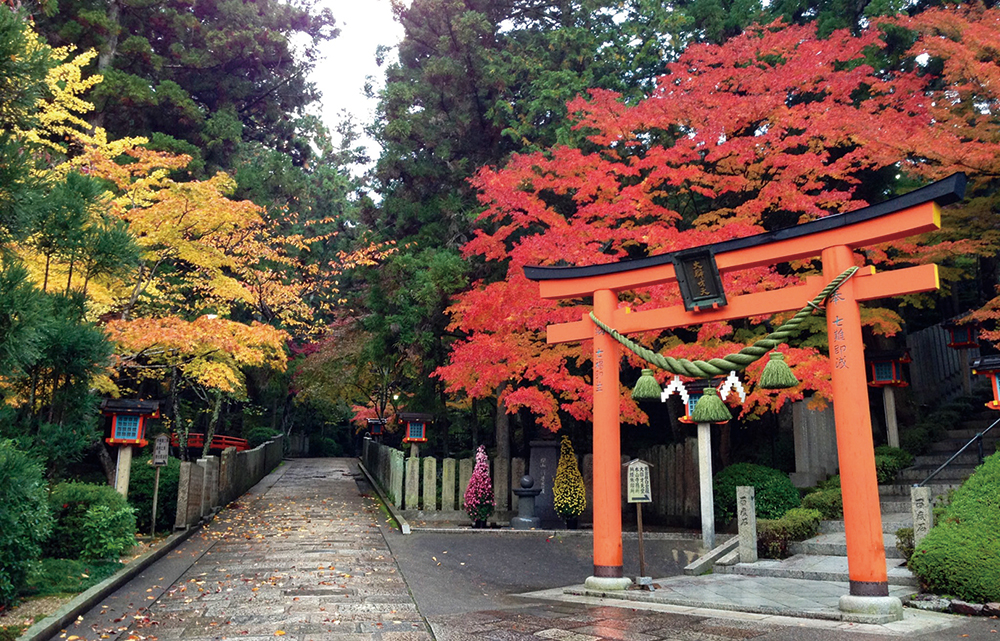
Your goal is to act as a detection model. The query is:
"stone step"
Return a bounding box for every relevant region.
[879,499,914,513]
[879,482,959,496]
[914,452,983,467]
[790,532,906,559]
[819,513,911,534]
[898,464,977,482]
[714,554,918,587]
[944,426,1000,440]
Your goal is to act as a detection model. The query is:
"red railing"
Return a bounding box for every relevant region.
[170,433,250,451]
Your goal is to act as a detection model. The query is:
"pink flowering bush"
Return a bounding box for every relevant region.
[463,445,494,522]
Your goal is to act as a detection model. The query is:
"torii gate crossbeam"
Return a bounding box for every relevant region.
[523,174,966,615]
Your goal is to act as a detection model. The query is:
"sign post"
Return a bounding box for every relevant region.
[626,459,653,588]
[150,435,169,538]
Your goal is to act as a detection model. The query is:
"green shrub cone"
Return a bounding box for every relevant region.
[759,352,799,389]
[631,368,662,401]
[690,387,731,423]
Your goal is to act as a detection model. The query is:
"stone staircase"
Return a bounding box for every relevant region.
[710,409,999,586]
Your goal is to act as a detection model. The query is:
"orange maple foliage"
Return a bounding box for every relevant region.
[438,10,1000,430]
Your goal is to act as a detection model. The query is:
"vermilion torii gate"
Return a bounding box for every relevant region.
[524,174,966,615]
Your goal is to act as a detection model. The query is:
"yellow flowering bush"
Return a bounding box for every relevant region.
[553,435,586,519]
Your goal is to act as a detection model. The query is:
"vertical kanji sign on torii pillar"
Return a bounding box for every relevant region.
[524,174,965,616]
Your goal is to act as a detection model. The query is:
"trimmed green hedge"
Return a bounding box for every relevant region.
[909,451,1000,602]
[757,508,822,559]
[0,440,53,607]
[128,452,180,533]
[713,462,800,523]
[45,482,136,560]
[874,446,914,484]
[801,487,843,519]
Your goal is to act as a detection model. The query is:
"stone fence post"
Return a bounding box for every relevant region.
[737,486,758,563]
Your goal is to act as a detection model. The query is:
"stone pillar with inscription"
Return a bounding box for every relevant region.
[911,486,932,547]
[737,486,758,563]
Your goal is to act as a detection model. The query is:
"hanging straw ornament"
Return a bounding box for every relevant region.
[690,387,732,423]
[631,368,663,401]
[758,352,799,390]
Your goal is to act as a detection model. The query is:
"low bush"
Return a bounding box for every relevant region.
[874,445,914,469]
[713,463,800,523]
[311,436,342,457]
[895,527,914,563]
[800,487,843,519]
[245,427,279,449]
[874,454,903,484]
[757,508,822,559]
[45,482,136,560]
[0,440,53,607]
[20,557,122,597]
[909,451,1000,602]
[128,453,180,533]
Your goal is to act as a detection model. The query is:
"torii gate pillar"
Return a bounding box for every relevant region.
[523,175,966,620]
[823,245,891,600]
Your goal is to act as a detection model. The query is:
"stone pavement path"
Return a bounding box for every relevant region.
[118,458,429,641]
[50,458,1000,641]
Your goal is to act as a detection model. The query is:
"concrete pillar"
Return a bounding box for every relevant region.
[883,387,900,449]
[697,423,715,550]
[114,446,133,498]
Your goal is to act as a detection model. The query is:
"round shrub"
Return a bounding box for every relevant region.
[0,440,53,607]
[46,482,136,560]
[909,451,1000,602]
[128,452,180,533]
[801,487,843,519]
[713,462,800,523]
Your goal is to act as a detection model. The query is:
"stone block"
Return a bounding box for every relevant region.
[405,457,420,510]
[950,600,984,616]
[390,449,404,506]
[911,486,932,547]
[441,458,456,510]
[422,457,437,511]
[736,486,758,563]
[175,461,191,529]
[458,457,473,507]
[528,440,560,525]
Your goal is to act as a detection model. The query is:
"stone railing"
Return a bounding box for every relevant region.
[174,435,283,529]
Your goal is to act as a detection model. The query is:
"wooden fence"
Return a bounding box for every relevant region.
[906,322,979,405]
[361,437,702,525]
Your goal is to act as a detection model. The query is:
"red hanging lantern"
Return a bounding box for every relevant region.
[399,412,432,444]
[367,418,385,436]
[102,399,161,447]
[867,350,911,388]
[972,355,1000,411]
[944,319,980,349]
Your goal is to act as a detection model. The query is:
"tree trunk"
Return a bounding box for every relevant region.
[95,441,116,486]
[201,391,222,458]
[493,383,511,511]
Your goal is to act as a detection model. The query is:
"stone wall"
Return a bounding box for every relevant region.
[174,435,284,529]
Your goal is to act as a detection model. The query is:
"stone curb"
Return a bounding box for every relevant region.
[407,526,712,540]
[17,525,201,641]
[357,461,412,534]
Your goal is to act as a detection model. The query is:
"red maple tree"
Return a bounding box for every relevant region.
[436,9,1000,431]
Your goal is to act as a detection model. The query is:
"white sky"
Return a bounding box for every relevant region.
[310,0,406,165]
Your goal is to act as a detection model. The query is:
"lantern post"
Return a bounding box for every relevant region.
[867,350,911,448]
[101,399,161,498]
